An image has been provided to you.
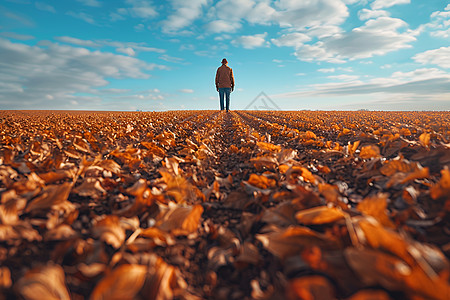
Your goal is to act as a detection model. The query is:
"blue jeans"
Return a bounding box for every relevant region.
[218,88,231,111]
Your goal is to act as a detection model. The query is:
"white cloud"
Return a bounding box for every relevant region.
[413,47,450,69]
[0,38,167,109]
[76,0,102,7]
[276,67,450,100]
[67,11,96,24]
[214,0,254,21]
[371,0,410,10]
[179,89,194,93]
[35,2,56,13]
[295,16,416,63]
[271,32,311,48]
[232,33,269,49]
[273,0,349,31]
[56,36,166,54]
[295,42,346,64]
[56,36,100,47]
[247,1,277,24]
[358,9,389,20]
[206,20,241,33]
[328,74,360,81]
[159,54,184,63]
[116,47,136,56]
[125,0,158,18]
[161,0,208,33]
[0,32,34,40]
[426,6,450,38]
[326,17,416,59]
[318,68,336,73]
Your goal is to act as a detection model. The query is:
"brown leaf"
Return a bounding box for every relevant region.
[25,182,72,212]
[356,193,395,228]
[37,170,72,184]
[256,226,337,260]
[345,290,393,300]
[245,173,277,189]
[235,241,260,267]
[355,218,415,266]
[92,215,126,249]
[156,203,204,236]
[73,178,107,199]
[257,141,281,153]
[359,145,380,159]
[15,264,70,300]
[286,276,336,300]
[139,254,189,300]
[90,264,147,300]
[0,267,12,289]
[345,248,449,300]
[295,206,346,225]
[430,167,450,200]
[97,159,122,174]
[380,159,419,176]
[419,132,430,147]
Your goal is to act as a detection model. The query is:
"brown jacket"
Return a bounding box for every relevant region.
[215,64,234,89]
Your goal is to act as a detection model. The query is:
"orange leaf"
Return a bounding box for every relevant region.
[15,264,70,300]
[419,132,430,147]
[357,193,395,228]
[25,182,72,213]
[256,226,336,260]
[360,145,380,159]
[295,206,345,225]
[246,173,277,189]
[430,167,450,200]
[156,203,204,236]
[257,141,282,153]
[92,215,126,249]
[90,264,147,300]
[380,159,419,176]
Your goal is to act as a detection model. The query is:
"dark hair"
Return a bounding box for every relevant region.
[221,58,228,64]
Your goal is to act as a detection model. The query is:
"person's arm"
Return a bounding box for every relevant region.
[215,69,219,91]
[230,68,235,91]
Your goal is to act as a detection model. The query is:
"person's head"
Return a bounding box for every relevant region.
[221,58,228,65]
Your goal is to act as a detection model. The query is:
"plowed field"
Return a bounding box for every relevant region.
[0,110,449,299]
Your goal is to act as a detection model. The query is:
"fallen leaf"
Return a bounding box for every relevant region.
[90,264,147,300]
[92,215,126,249]
[296,206,346,225]
[256,226,337,260]
[156,203,204,236]
[15,264,70,300]
[356,193,395,228]
[359,145,380,159]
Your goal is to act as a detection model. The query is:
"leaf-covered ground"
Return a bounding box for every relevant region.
[0,110,449,300]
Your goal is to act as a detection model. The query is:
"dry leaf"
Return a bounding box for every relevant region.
[256,226,337,260]
[0,267,12,289]
[156,203,204,236]
[25,182,72,212]
[295,206,346,225]
[92,215,126,249]
[430,167,450,200]
[345,248,449,300]
[287,275,336,300]
[90,264,147,300]
[15,264,70,300]
[359,145,380,159]
[356,193,395,228]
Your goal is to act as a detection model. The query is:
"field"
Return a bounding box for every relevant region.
[0,110,449,300]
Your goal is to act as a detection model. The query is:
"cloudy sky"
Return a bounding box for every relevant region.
[1,0,449,111]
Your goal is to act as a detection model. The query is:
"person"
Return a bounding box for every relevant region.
[215,58,234,112]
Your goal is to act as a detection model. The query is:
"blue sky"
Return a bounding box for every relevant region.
[0,0,449,111]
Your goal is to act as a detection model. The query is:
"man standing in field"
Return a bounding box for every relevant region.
[215,58,234,112]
